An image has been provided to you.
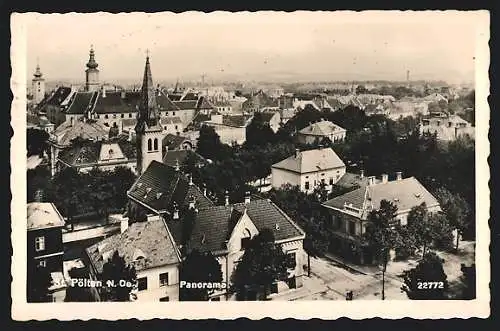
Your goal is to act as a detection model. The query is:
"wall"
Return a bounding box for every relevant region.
[27,227,64,273]
[135,264,179,301]
[209,125,246,145]
[137,130,163,174]
[271,168,301,190]
[299,167,346,194]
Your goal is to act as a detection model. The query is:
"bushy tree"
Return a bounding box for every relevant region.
[245,112,276,147]
[401,252,448,300]
[64,267,96,302]
[197,125,226,161]
[27,128,49,157]
[101,251,137,301]
[231,228,288,300]
[27,264,52,302]
[179,250,223,301]
[460,263,476,300]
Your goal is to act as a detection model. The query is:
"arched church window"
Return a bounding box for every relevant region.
[154,138,158,151]
[147,138,152,151]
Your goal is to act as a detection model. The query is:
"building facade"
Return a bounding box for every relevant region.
[31,62,45,105]
[85,45,100,92]
[271,147,347,194]
[297,119,347,144]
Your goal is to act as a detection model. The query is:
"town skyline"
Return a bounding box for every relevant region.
[24,11,481,85]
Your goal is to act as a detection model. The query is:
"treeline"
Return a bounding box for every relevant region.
[27,165,136,223]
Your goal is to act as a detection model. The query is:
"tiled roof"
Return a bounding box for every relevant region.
[182,92,199,101]
[299,120,347,136]
[162,133,189,151]
[335,172,373,189]
[272,147,346,174]
[197,97,214,109]
[127,160,213,213]
[86,217,180,273]
[173,100,198,110]
[27,202,66,230]
[323,177,440,219]
[93,92,138,114]
[162,150,207,169]
[57,137,136,166]
[169,198,305,253]
[160,117,182,125]
[45,87,72,106]
[157,91,180,111]
[222,115,252,127]
[121,118,137,127]
[52,118,109,147]
[260,111,279,123]
[65,91,96,115]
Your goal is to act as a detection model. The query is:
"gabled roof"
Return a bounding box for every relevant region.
[27,202,66,230]
[65,91,96,115]
[272,147,346,174]
[221,114,252,127]
[299,120,347,136]
[127,160,213,213]
[51,118,109,147]
[323,176,440,219]
[85,217,180,274]
[45,87,72,106]
[173,100,198,110]
[162,150,207,169]
[162,133,190,151]
[167,198,305,254]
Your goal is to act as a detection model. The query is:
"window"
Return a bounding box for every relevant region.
[38,259,46,267]
[159,296,169,302]
[164,126,167,130]
[166,112,169,117]
[121,114,124,118]
[147,139,152,151]
[321,178,325,185]
[175,125,178,130]
[153,138,158,151]
[210,297,221,301]
[105,115,108,119]
[329,178,334,185]
[97,115,100,119]
[304,181,310,190]
[286,252,296,269]
[159,273,169,286]
[113,114,117,119]
[241,237,251,250]
[35,236,45,251]
[129,113,132,118]
[173,111,176,116]
[137,277,148,291]
[348,221,356,236]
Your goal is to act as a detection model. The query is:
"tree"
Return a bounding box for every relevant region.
[245,112,276,147]
[362,200,399,300]
[460,263,476,300]
[434,187,471,251]
[179,250,223,301]
[401,252,449,300]
[197,125,225,161]
[64,267,96,302]
[27,128,49,157]
[109,122,119,138]
[101,251,137,301]
[230,228,288,300]
[27,264,52,302]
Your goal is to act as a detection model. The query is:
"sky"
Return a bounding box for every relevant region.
[21,11,487,84]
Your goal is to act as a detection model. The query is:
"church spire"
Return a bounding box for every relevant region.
[34,58,43,79]
[86,45,98,69]
[136,52,161,132]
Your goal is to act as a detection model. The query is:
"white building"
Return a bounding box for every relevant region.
[271,147,347,194]
[297,119,347,144]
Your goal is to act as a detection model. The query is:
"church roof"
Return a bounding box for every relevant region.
[51,118,109,147]
[135,56,162,133]
[65,91,96,115]
[45,87,72,106]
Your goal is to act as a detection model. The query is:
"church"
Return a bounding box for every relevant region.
[84,55,307,302]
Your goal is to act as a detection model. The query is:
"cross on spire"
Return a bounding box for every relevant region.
[146,48,150,58]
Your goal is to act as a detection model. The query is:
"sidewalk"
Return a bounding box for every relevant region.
[323,252,379,276]
[269,276,331,301]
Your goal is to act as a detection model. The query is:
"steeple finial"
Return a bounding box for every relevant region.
[87,44,98,69]
[34,57,43,78]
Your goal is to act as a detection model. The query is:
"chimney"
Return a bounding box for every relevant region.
[102,86,106,98]
[188,195,196,210]
[244,191,251,204]
[175,159,180,171]
[188,173,193,186]
[120,218,129,234]
[396,171,403,181]
[225,191,230,206]
[173,202,179,220]
[295,148,300,158]
[128,130,133,142]
[381,174,389,184]
[202,183,207,197]
[367,176,376,186]
[121,90,126,99]
[360,169,364,179]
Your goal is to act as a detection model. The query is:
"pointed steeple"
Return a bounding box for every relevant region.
[136,53,161,132]
[86,45,98,69]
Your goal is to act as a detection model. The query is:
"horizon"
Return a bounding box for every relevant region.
[24,11,483,85]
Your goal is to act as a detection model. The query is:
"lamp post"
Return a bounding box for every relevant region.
[379,247,388,301]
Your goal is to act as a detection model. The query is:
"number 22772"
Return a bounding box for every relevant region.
[417,281,444,289]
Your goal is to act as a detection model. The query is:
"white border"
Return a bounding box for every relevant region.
[11,10,491,320]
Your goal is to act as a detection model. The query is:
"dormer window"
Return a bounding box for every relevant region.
[156,192,163,200]
[144,187,152,199]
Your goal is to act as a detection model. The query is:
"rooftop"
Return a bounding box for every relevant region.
[299,120,347,136]
[272,147,346,174]
[27,202,66,231]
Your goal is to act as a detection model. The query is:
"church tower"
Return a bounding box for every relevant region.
[85,45,100,92]
[31,60,45,105]
[135,53,163,175]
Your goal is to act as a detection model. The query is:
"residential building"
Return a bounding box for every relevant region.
[27,202,67,302]
[271,147,346,194]
[420,114,475,141]
[202,114,252,146]
[56,135,137,174]
[297,119,347,144]
[242,90,278,113]
[321,173,441,265]
[162,133,195,152]
[212,100,233,115]
[259,111,281,133]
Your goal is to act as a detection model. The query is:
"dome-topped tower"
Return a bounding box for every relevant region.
[32,59,45,105]
[85,45,100,92]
